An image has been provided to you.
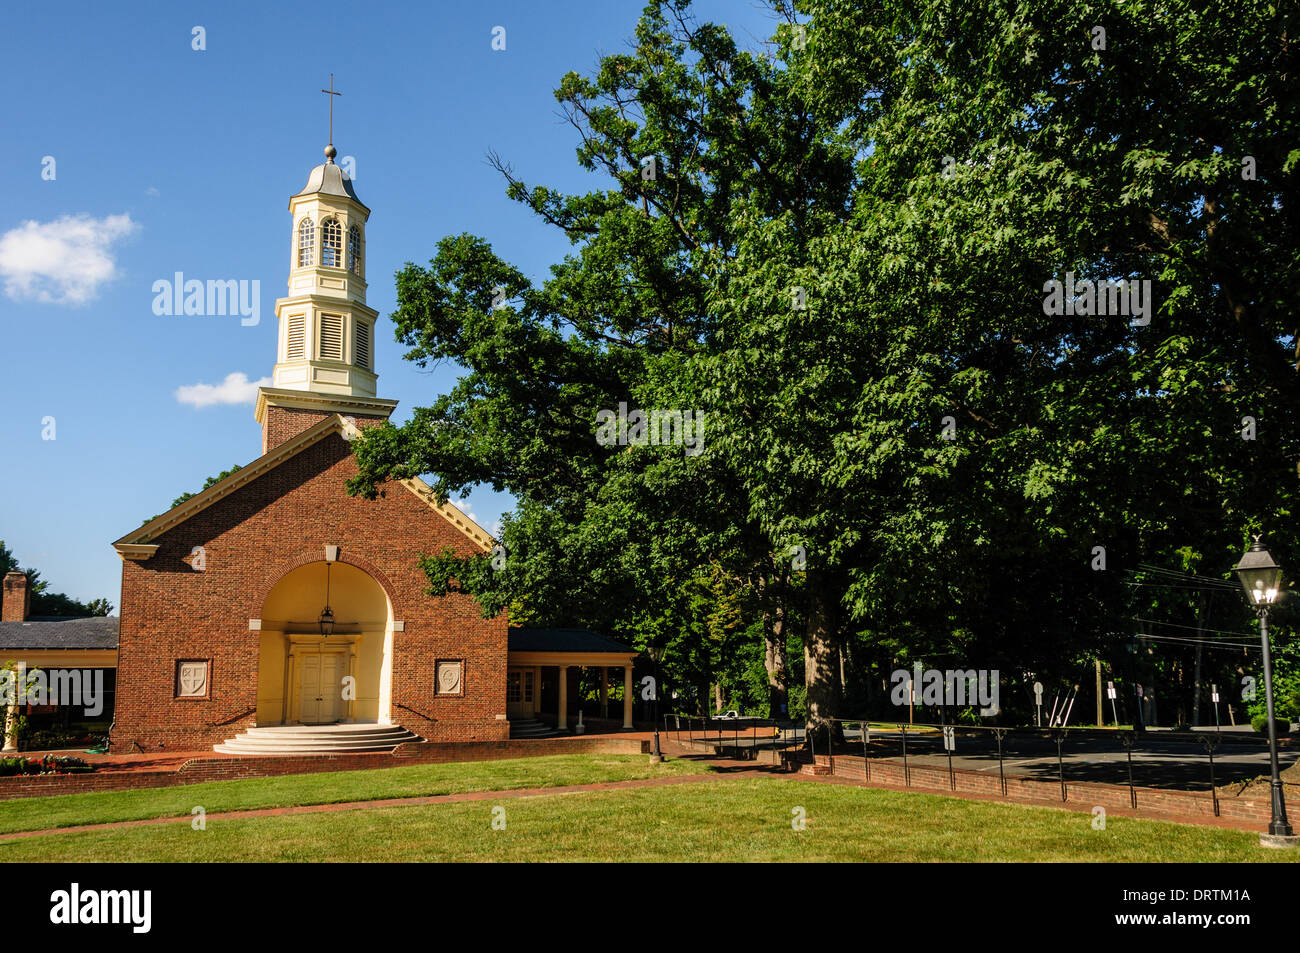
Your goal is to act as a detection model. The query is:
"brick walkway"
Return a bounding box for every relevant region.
[2,739,1276,842]
[0,770,731,842]
[0,748,1273,843]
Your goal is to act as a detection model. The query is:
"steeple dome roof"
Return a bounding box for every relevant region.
[295,146,366,208]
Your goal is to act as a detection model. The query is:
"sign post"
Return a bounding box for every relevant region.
[1033,681,1043,727]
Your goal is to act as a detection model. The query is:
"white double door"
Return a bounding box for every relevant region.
[298,653,344,724]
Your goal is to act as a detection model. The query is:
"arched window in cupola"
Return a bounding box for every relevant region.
[348,225,363,277]
[321,218,342,268]
[297,218,315,267]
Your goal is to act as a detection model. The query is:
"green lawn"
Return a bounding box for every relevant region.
[2,773,1296,862]
[0,753,703,835]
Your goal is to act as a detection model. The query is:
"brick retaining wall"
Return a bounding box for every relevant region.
[809,753,1274,824]
[0,738,648,800]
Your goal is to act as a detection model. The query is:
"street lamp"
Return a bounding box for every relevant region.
[647,644,665,763]
[1234,535,1297,847]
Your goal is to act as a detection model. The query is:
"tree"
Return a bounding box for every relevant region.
[146,464,244,524]
[0,540,113,618]
[350,0,1300,736]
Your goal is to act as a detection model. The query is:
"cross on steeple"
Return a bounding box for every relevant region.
[321,73,342,151]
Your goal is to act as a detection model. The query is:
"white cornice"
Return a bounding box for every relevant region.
[254,387,397,425]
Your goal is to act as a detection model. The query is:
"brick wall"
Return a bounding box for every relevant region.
[262,404,390,454]
[0,738,648,800]
[112,428,507,752]
[807,753,1274,824]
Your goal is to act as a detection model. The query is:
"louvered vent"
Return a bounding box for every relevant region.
[319,314,343,360]
[286,314,306,359]
[354,321,370,369]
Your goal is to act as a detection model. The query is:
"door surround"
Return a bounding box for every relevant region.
[282,632,361,725]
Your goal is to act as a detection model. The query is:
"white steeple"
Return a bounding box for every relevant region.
[254,135,397,454]
[268,144,378,397]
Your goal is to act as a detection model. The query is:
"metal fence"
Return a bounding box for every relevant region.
[664,713,1263,817]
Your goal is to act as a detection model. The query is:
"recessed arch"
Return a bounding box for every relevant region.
[253,554,398,726]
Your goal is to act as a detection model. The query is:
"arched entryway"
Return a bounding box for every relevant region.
[256,561,394,726]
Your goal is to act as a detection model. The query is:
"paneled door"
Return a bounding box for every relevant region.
[506,669,535,719]
[299,653,343,724]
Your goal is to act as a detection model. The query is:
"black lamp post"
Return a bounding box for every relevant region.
[318,562,335,637]
[1234,536,1297,847]
[647,645,665,763]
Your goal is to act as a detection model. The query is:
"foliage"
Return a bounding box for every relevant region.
[146,464,244,524]
[0,755,93,778]
[349,0,1300,728]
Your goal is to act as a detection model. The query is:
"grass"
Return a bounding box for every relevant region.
[2,773,1297,862]
[0,754,702,835]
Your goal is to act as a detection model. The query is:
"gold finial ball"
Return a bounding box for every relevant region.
[324,144,337,161]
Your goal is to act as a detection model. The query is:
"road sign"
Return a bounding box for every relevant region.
[1107,681,1117,700]
[943,726,955,751]
[1033,681,1043,704]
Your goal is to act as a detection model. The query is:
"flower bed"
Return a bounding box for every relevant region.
[0,755,95,777]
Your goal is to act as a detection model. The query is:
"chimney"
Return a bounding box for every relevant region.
[2,572,30,622]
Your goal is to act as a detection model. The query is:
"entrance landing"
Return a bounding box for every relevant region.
[214,723,422,755]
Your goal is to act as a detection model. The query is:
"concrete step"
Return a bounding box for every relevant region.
[509,718,565,739]
[214,723,422,755]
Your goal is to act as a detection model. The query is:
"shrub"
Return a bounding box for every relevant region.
[1251,714,1291,737]
[0,754,94,778]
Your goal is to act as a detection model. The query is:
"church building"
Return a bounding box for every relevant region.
[108,142,637,754]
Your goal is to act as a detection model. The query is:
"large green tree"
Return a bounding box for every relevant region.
[350,0,1300,732]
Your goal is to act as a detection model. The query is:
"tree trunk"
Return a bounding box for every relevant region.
[762,572,790,719]
[804,570,842,740]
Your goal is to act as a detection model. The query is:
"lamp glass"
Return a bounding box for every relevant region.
[319,606,335,636]
[1235,542,1283,607]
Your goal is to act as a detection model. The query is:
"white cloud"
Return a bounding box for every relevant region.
[144,187,161,197]
[0,213,138,305]
[449,496,480,525]
[174,372,271,409]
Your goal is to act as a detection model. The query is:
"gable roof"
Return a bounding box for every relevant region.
[113,414,493,559]
[0,617,118,651]
[507,627,635,655]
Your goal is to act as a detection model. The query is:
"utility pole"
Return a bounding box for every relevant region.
[1095,658,1104,726]
[1192,591,1206,727]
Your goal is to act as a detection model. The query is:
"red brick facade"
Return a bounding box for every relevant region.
[261,404,390,454]
[111,422,507,753]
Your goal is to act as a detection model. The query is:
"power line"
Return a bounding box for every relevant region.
[1135,633,1260,652]
[1129,617,1256,638]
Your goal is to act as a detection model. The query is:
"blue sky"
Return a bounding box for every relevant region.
[0,0,775,607]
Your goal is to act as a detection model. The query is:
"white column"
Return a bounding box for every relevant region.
[558,665,569,731]
[623,665,634,729]
[3,703,17,751]
[600,668,609,718]
[283,648,297,725]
